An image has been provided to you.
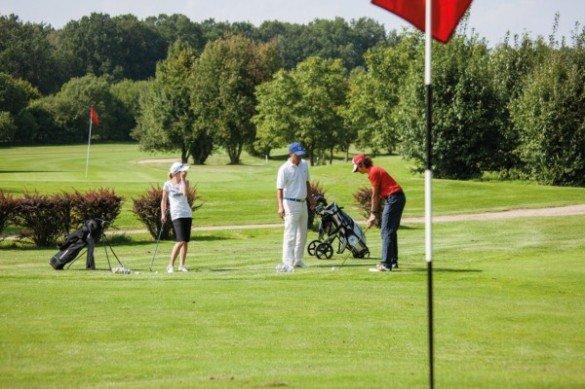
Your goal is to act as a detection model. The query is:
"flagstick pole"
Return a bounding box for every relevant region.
[85,115,92,178]
[424,0,434,388]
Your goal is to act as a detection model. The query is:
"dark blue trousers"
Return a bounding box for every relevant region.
[380,191,406,267]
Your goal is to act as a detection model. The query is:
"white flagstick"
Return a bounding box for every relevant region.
[425,0,435,388]
[85,114,93,178]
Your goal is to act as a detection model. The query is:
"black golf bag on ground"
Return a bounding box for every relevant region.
[50,219,104,270]
[307,197,370,260]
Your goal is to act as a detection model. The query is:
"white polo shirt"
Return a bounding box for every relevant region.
[276,159,310,200]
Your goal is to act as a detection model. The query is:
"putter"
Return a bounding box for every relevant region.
[149,224,164,272]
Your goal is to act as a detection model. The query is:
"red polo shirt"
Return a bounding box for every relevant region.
[368,166,402,199]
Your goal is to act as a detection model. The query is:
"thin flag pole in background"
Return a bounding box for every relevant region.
[370,1,474,387]
[85,111,93,178]
[85,105,100,178]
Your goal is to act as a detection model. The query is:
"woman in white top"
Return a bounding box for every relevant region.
[161,162,193,273]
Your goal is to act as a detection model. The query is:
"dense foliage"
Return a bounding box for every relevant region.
[510,46,585,185]
[0,11,583,186]
[254,57,348,165]
[2,189,123,247]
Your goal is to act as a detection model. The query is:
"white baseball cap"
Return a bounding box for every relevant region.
[169,162,189,175]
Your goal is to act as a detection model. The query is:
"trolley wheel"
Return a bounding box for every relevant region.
[316,243,334,260]
[307,240,321,256]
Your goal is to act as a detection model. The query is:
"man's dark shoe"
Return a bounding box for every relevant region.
[391,262,399,271]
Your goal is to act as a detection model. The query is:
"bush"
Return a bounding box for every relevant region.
[0,111,16,144]
[353,186,380,228]
[37,75,135,143]
[397,36,502,179]
[308,180,326,229]
[510,48,585,186]
[70,188,123,229]
[0,190,17,238]
[15,193,71,247]
[133,185,198,240]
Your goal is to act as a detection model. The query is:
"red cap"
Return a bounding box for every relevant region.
[352,154,366,172]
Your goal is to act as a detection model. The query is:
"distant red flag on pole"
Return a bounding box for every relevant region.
[89,105,100,126]
[371,0,473,43]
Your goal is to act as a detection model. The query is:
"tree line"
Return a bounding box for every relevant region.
[0,13,388,94]
[0,12,583,186]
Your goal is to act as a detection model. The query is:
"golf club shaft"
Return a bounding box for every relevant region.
[149,224,164,271]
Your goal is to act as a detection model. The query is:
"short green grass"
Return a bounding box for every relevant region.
[1,216,584,387]
[1,143,584,230]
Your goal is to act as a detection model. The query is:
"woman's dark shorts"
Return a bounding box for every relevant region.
[172,217,192,242]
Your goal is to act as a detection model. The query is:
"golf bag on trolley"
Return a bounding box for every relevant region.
[307,196,370,260]
[50,219,104,270]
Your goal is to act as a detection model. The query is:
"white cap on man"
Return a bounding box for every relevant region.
[169,162,189,175]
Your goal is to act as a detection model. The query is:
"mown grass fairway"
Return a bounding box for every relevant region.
[1,216,584,387]
[1,143,584,230]
[1,144,584,387]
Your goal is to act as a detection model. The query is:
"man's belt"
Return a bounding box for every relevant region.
[284,197,306,203]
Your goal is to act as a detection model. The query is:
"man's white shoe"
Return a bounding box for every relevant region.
[369,263,390,272]
[294,260,308,269]
[178,265,188,272]
[275,263,294,273]
[167,265,174,274]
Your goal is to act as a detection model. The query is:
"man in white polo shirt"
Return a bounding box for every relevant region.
[276,142,311,273]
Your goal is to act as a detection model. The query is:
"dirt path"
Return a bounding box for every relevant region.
[115,204,585,235]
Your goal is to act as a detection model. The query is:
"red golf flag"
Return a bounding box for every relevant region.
[89,105,100,125]
[372,0,473,43]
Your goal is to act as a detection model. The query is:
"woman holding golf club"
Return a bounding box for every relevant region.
[161,162,193,273]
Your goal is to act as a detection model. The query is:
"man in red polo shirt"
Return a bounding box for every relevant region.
[352,154,406,272]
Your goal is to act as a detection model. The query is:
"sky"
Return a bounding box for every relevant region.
[1,0,584,45]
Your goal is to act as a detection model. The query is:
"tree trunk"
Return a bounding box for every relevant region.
[227,144,241,165]
[345,147,350,162]
[329,147,334,164]
[181,146,189,163]
[189,135,213,165]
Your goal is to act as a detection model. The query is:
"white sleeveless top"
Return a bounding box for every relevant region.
[163,180,193,220]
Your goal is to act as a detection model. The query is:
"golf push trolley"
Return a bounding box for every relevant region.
[307,197,370,260]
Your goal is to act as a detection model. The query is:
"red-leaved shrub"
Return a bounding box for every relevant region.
[16,192,71,247]
[0,190,17,238]
[70,188,123,229]
[133,185,199,240]
[353,186,380,228]
[308,180,326,230]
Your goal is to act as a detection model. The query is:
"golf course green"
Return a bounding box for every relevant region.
[1,144,584,387]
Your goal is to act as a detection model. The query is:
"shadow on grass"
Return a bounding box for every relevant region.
[313,263,373,268]
[407,267,482,273]
[0,170,77,173]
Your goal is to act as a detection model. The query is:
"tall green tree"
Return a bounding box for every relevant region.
[134,41,205,163]
[510,43,585,186]
[254,56,348,165]
[112,14,167,80]
[341,35,420,155]
[396,36,502,179]
[489,34,551,171]
[0,14,62,93]
[0,72,41,144]
[144,14,205,51]
[56,13,167,81]
[37,74,133,142]
[192,35,279,164]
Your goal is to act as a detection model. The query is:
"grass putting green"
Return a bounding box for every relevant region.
[1,143,584,230]
[1,215,584,387]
